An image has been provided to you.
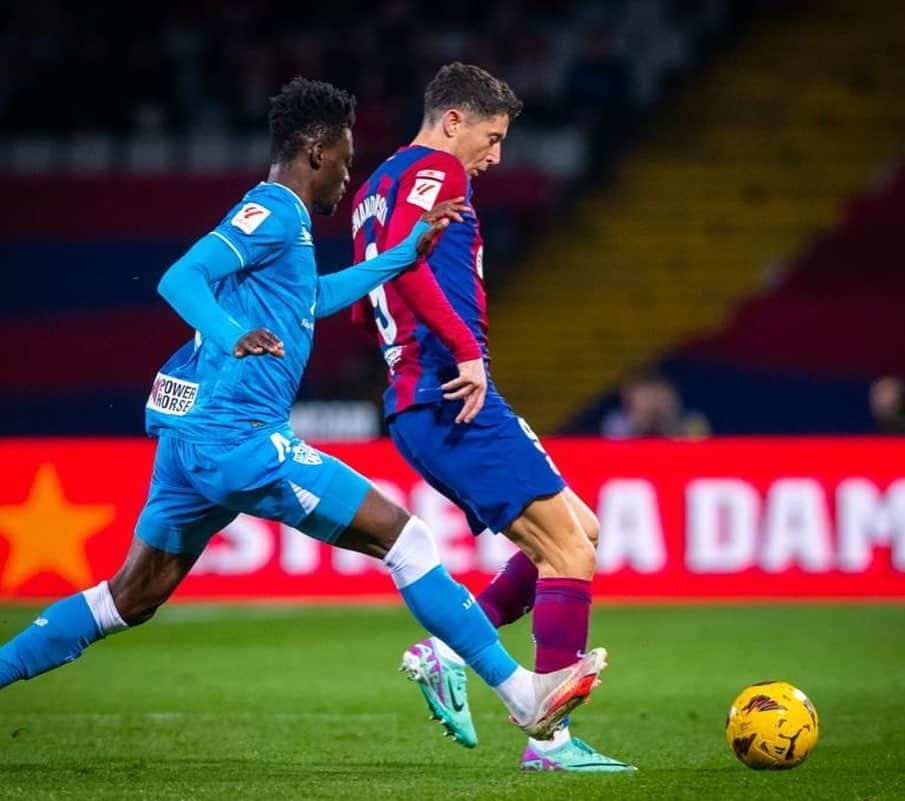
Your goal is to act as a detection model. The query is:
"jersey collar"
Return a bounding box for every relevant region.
[263,181,310,223]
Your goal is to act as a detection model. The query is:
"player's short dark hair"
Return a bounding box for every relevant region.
[268,76,357,164]
[423,62,523,124]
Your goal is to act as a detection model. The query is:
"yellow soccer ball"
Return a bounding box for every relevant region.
[725,681,819,770]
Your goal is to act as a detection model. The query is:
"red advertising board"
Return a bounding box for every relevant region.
[0,437,903,601]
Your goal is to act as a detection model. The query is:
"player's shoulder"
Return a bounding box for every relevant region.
[402,148,467,186]
[397,148,467,211]
[223,182,306,239]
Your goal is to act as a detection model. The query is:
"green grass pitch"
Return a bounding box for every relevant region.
[1,603,903,800]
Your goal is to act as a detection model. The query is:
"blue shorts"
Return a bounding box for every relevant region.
[136,426,372,554]
[389,393,566,535]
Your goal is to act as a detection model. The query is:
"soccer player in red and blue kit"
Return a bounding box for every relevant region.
[352,63,635,772]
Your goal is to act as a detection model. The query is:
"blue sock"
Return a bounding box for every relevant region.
[400,565,518,687]
[0,593,102,688]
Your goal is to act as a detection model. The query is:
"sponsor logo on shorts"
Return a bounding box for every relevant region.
[230,202,271,234]
[292,442,323,465]
[147,372,199,416]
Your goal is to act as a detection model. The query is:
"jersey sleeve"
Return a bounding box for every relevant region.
[211,198,292,267]
[383,156,482,362]
[314,221,430,318]
[157,233,248,353]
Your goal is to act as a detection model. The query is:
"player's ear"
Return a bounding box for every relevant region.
[309,140,324,171]
[442,109,464,138]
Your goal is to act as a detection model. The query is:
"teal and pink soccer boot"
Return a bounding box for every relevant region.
[520,735,638,772]
[400,637,478,748]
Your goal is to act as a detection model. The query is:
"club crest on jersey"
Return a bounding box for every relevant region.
[147,372,199,416]
[231,202,271,234]
[406,178,443,211]
[383,345,402,371]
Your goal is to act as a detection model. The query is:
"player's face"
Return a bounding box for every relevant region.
[456,113,509,178]
[312,127,354,215]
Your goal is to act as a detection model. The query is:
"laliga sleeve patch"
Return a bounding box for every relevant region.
[231,202,272,234]
[406,178,443,211]
[416,169,446,181]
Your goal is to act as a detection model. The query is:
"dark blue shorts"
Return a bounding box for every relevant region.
[389,393,566,535]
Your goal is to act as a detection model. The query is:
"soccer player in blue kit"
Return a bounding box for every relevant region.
[352,64,635,771]
[0,77,608,741]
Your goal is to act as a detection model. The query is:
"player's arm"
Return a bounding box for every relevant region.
[157,233,283,359]
[382,165,486,423]
[315,199,467,319]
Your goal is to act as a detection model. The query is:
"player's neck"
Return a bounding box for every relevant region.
[266,163,312,213]
[410,130,460,163]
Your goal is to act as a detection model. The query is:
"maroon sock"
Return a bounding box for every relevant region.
[532,577,592,673]
[476,550,538,628]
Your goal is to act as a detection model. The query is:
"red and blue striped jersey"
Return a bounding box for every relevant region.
[352,145,487,417]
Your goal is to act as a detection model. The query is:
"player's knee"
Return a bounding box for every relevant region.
[370,501,410,555]
[574,537,599,576]
[583,512,601,549]
[384,516,441,586]
[343,489,411,559]
[538,527,597,579]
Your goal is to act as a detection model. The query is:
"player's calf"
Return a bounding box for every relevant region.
[564,488,600,549]
[108,539,200,626]
[505,493,598,579]
[0,580,127,688]
[0,538,197,688]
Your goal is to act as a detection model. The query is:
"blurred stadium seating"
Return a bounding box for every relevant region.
[1,0,737,435]
[487,0,905,434]
[2,0,902,436]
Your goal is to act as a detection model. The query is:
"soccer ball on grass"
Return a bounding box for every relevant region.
[725,681,819,770]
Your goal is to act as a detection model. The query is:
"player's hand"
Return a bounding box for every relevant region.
[233,328,285,359]
[442,358,487,424]
[415,197,470,256]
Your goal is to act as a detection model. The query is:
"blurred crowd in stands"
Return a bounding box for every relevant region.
[871,378,905,435]
[1,0,728,144]
[4,0,900,440]
[601,369,710,439]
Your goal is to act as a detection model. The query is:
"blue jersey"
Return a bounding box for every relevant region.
[146,182,317,443]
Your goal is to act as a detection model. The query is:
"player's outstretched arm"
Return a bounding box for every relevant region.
[158,235,285,359]
[314,199,467,320]
[157,234,251,354]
